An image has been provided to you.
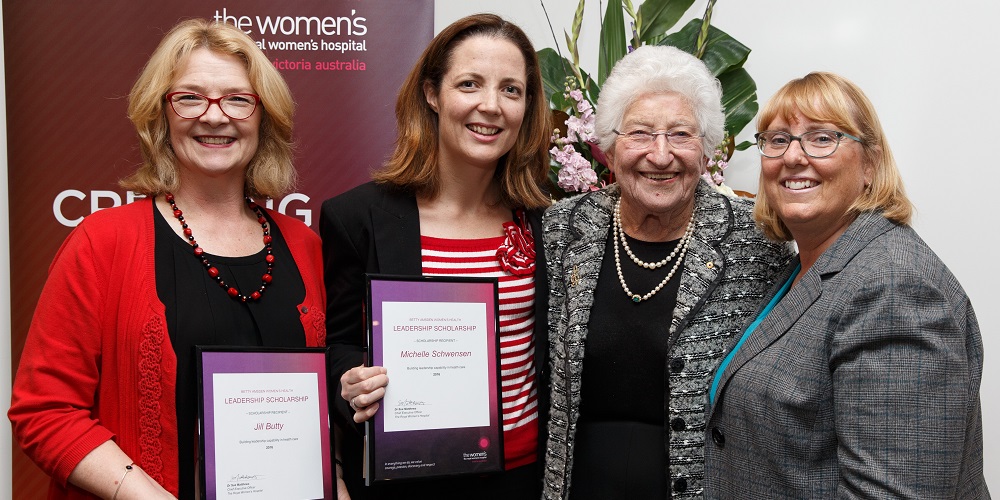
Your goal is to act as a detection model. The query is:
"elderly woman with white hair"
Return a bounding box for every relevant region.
[541,45,792,499]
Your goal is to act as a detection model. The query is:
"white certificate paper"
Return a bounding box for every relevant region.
[380,301,490,432]
[211,372,324,499]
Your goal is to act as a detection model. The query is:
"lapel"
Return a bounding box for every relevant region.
[708,212,897,413]
[526,209,550,371]
[669,182,726,343]
[370,187,423,275]
[560,188,615,312]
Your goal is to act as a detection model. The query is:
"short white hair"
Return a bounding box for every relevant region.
[594,45,725,155]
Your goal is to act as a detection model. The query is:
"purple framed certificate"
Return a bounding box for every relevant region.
[364,274,503,484]
[197,347,335,499]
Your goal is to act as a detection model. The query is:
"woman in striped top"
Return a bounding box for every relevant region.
[319,14,552,500]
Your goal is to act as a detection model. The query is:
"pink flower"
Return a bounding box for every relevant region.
[700,171,724,185]
[552,145,599,192]
[563,89,596,143]
[566,115,595,143]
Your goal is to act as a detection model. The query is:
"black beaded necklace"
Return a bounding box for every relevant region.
[165,192,274,302]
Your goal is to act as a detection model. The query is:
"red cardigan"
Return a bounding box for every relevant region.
[8,198,326,499]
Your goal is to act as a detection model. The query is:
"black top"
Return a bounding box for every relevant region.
[570,230,682,499]
[153,203,307,499]
[580,230,682,423]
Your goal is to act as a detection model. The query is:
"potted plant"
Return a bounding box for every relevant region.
[540,0,756,198]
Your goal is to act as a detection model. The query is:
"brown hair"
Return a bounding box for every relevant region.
[754,71,912,241]
[121,18,296,198]
[373,13,550,209]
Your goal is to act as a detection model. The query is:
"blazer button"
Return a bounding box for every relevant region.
[712,427,725,447]
[669,357,685,374]
[673,478,688,493]
[670,418,686,431]
[300,306,309,313]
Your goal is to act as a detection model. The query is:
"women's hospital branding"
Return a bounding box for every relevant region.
[215,8,369,70]
[214,8,368,36]
[214,8,369,71]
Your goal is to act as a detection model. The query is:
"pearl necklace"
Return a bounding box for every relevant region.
[613,198,694,303]
[165,192,275,302]
[616,201,693,269]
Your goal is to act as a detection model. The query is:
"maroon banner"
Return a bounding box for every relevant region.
[3,1,432,497]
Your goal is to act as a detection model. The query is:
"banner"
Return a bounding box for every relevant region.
[3,1,432,497]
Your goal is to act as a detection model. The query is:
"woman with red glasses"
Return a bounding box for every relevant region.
[9,19,325,499]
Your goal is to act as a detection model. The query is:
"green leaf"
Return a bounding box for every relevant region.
[700,24,751,76]
[622,0,637,18]
[718,67,758,138]
[599,0,627,85]
[570,0,586,43]
[657,20,750,78]
[588,75,602,106]
[734,140,754,151]
[565,30,580,70]
[657,18,699,54]
[537,48,573,105]
[537,48,600,109]
[637,0,695,44]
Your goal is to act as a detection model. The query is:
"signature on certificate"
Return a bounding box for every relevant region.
[397,399,427,406]
[229,473,265,482]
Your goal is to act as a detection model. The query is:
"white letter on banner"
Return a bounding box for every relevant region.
[53,189,86,227]
[91,190,123,214]
[279,193,312,227]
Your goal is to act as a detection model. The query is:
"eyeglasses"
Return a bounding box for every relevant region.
[754,129,861,158]
[613,129,703,150]
[165,92,261,120]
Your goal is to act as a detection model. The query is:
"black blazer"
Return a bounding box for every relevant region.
[319,181,550,489]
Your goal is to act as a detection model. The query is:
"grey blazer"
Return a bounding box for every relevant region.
[704,212,990,499]
[542,181,792,499]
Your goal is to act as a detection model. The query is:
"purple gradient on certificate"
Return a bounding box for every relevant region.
[367,277,502,482]
[200,350,333,499]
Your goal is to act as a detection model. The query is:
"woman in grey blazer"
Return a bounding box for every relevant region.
[542,46,792,499]
[704,72,989,498]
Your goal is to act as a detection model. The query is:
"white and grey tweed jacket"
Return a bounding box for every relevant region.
[541,181,792,499]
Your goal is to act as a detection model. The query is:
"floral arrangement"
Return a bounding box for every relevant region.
[539,0,757,199]
[549,84,608,193]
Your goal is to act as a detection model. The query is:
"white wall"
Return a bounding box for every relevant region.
[1,2,996,496]
[437,0,1000,491]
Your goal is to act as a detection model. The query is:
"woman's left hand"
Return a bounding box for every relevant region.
[341,364,388,423]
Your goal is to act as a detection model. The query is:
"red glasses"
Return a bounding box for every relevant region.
[165,92,261,120]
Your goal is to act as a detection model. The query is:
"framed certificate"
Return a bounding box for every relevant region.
[364,274,503,484]
[196,347,335,500]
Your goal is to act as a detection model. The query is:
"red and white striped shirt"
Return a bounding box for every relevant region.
[420,234,539,469]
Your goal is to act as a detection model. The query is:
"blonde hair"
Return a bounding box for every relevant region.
[121,18,296,198]
[372,14,550,210]
[754,72,912,241]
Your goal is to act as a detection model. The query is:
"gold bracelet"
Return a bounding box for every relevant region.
[112,463,136,500]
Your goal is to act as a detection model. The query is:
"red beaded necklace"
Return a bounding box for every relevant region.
[165,192,274,302]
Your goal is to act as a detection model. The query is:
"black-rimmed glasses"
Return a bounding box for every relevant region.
[166,92,261,120]
[613,129,703,150]
[755,129,861,158]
